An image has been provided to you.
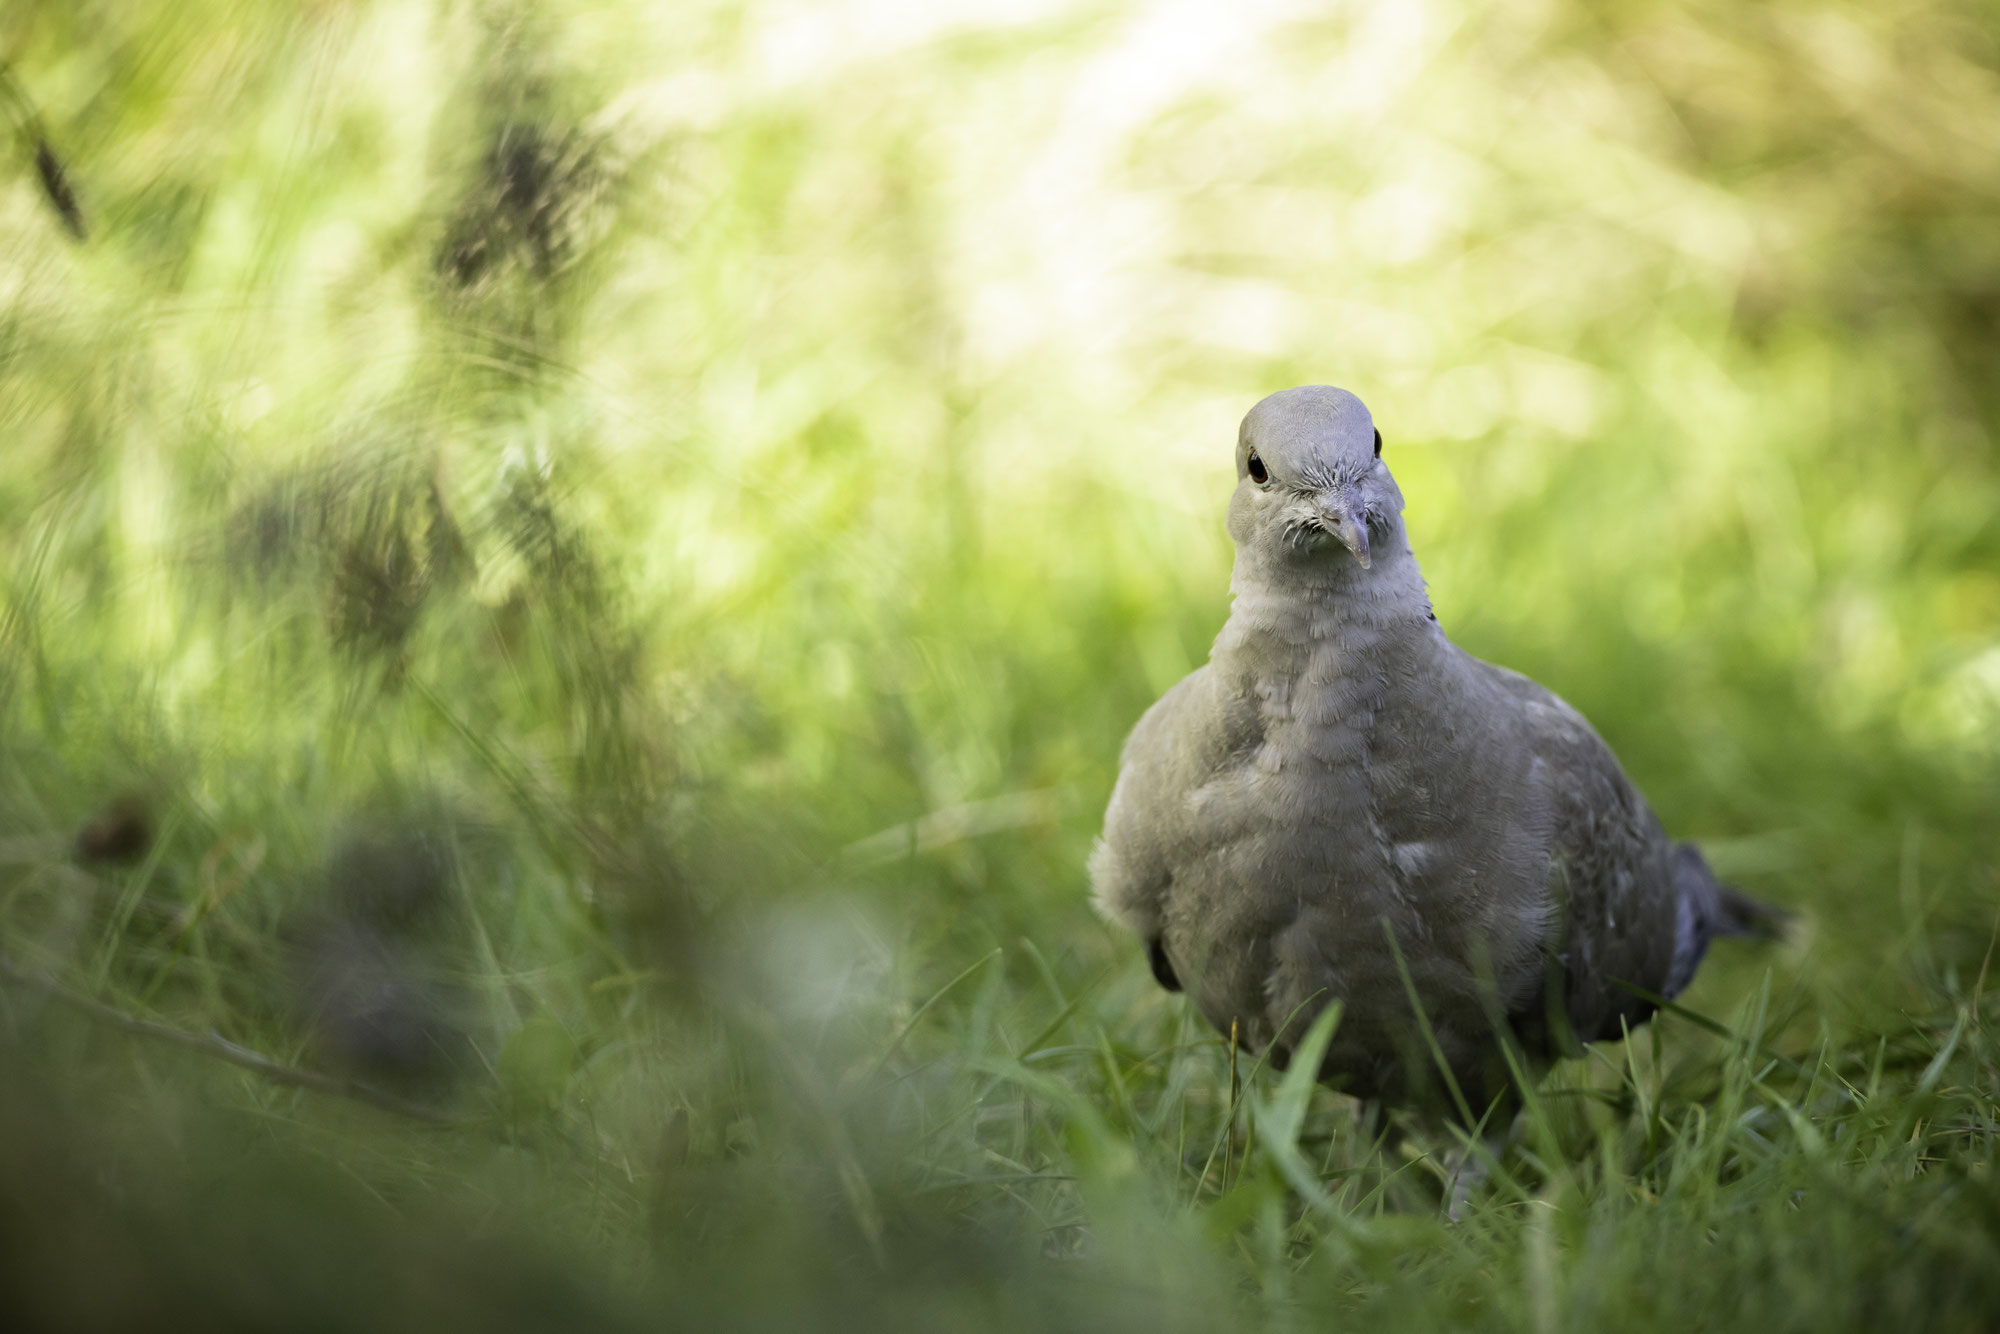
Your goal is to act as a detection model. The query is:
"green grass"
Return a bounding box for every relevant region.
[2,0,1999,1328]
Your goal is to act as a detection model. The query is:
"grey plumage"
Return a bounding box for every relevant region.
[1091,386,1782,1111]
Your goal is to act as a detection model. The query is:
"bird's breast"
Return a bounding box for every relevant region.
[1183,670,1396,901]
[1179,598,1494,925]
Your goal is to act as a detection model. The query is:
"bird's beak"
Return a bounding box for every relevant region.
[1318,495,1372,569]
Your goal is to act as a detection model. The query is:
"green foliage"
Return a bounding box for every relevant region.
[1,0,1997,1329]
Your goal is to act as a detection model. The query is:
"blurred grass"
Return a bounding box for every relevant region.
[1,0,1997,1328]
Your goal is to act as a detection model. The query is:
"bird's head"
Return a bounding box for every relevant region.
[1227,385,1402,572]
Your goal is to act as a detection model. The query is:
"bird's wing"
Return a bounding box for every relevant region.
[1089,666,1236,946]
[1472,663,1682,1047]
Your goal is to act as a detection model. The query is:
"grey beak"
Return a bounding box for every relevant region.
[1322,500,1371,569]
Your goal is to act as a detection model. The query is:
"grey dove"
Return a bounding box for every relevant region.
[1091,386,1784,1112]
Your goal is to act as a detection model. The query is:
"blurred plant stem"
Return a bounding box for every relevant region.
[0,949,455,1124]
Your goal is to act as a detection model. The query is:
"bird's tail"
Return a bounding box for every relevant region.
[1711,880,1793,941]
[1664,843,1791,997]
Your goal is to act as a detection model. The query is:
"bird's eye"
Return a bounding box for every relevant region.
[1247,450,1268,484]
[1373,428,1383,458]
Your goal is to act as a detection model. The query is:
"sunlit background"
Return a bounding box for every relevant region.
[3,1,1998,1327]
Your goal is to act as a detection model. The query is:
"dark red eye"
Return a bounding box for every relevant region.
[1247,450,1268,484]
[1373,428,1383,458]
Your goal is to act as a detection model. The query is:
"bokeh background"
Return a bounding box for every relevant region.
[3,1,1998,1329]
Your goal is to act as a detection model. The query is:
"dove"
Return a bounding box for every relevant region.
[1091,385,1784,1114]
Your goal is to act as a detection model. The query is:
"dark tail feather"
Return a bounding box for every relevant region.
[1713,882,1793,941]
[1673,842,1792,942]
[1664,843,1791,997]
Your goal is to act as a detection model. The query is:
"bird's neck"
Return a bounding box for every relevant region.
[1213,525,1437,689]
